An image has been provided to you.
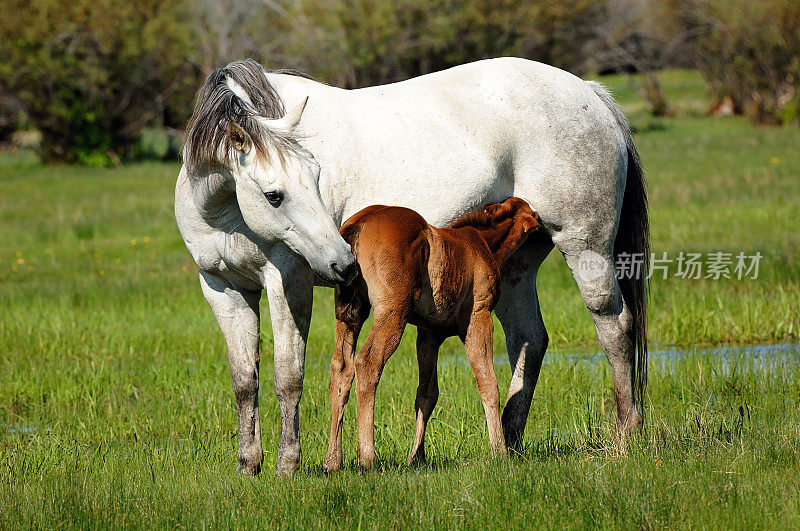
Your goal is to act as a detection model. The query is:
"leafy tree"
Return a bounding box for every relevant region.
[674,0,800,124]
[591,0,694,116]
[0,0,193,164]
[280,0,605,88]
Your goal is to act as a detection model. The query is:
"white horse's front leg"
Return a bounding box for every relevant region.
[199,270,263,475]
[263,246,315,475]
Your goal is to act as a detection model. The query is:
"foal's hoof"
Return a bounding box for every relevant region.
[357,455,376,471]
[322,454,343,474]
[488,443,509,460]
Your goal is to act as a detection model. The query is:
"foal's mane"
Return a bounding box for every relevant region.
[183,58,314,174]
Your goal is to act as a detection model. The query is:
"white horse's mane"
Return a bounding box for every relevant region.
[183,59,310,173]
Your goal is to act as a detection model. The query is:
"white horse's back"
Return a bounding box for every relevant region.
[269,58,625,230]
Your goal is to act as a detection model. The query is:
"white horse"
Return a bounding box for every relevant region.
[175,57,648,475]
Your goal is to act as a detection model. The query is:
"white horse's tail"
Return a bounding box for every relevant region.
[587,81,650,411]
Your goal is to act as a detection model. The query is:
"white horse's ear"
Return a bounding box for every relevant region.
[227,122,252,155]
[260,97,308,134]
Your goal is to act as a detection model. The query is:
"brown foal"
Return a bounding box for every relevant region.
[323,197,542,471]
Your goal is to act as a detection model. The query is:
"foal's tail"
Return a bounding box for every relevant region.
[588,81,650,410]
[335,222,366,326]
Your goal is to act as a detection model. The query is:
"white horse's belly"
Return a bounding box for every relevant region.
[332,146,502,227]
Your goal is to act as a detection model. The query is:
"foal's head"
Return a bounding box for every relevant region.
[451,197,542,264]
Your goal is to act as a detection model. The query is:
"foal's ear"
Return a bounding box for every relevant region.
[484,201,513,218]
[484,203,500,217]
[521,211,542,233]
[227,122,252,155]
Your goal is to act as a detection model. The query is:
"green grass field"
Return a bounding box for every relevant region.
[1,70,799,527]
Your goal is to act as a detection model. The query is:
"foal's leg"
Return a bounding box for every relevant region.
[324,285,370,473]
[323,318,363,472]
[199,271,263,475]
[464,309,507,456]
[354,310,407,469]
[408,331,444,465]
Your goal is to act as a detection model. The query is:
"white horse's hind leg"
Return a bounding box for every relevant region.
[199,271,263,475]
[558,241,643,437]
[263,247,315,475]
[494,241,553,452]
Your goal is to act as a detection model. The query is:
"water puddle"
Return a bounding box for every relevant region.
[436,343,800,375]
[304,343,800,374]
[0,423,40,436]
[548,342,800,365]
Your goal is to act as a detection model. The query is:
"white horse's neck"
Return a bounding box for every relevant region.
[263,73,354,223]
[191,169,235,220]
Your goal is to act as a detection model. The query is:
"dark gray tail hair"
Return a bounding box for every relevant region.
[587,81,650,411]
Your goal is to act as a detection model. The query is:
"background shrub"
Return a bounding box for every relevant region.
[0,0,194,164]
[674,0,800,124]
[281,0,604,88]
[0,0,798,164]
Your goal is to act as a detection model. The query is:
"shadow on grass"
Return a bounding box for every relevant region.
[630,121,669,135]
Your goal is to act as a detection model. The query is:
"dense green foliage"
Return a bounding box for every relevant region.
[0,0,193,164]
[284,0,603,87]
[673,0,800,124]
[1,71,799,526]
[1,0,798,163]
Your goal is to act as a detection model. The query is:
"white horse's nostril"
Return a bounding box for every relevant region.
[331,261,358,284]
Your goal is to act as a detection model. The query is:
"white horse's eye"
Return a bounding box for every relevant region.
[265,191,284,207]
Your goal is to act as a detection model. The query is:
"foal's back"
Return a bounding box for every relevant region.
[340,205,430,263]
